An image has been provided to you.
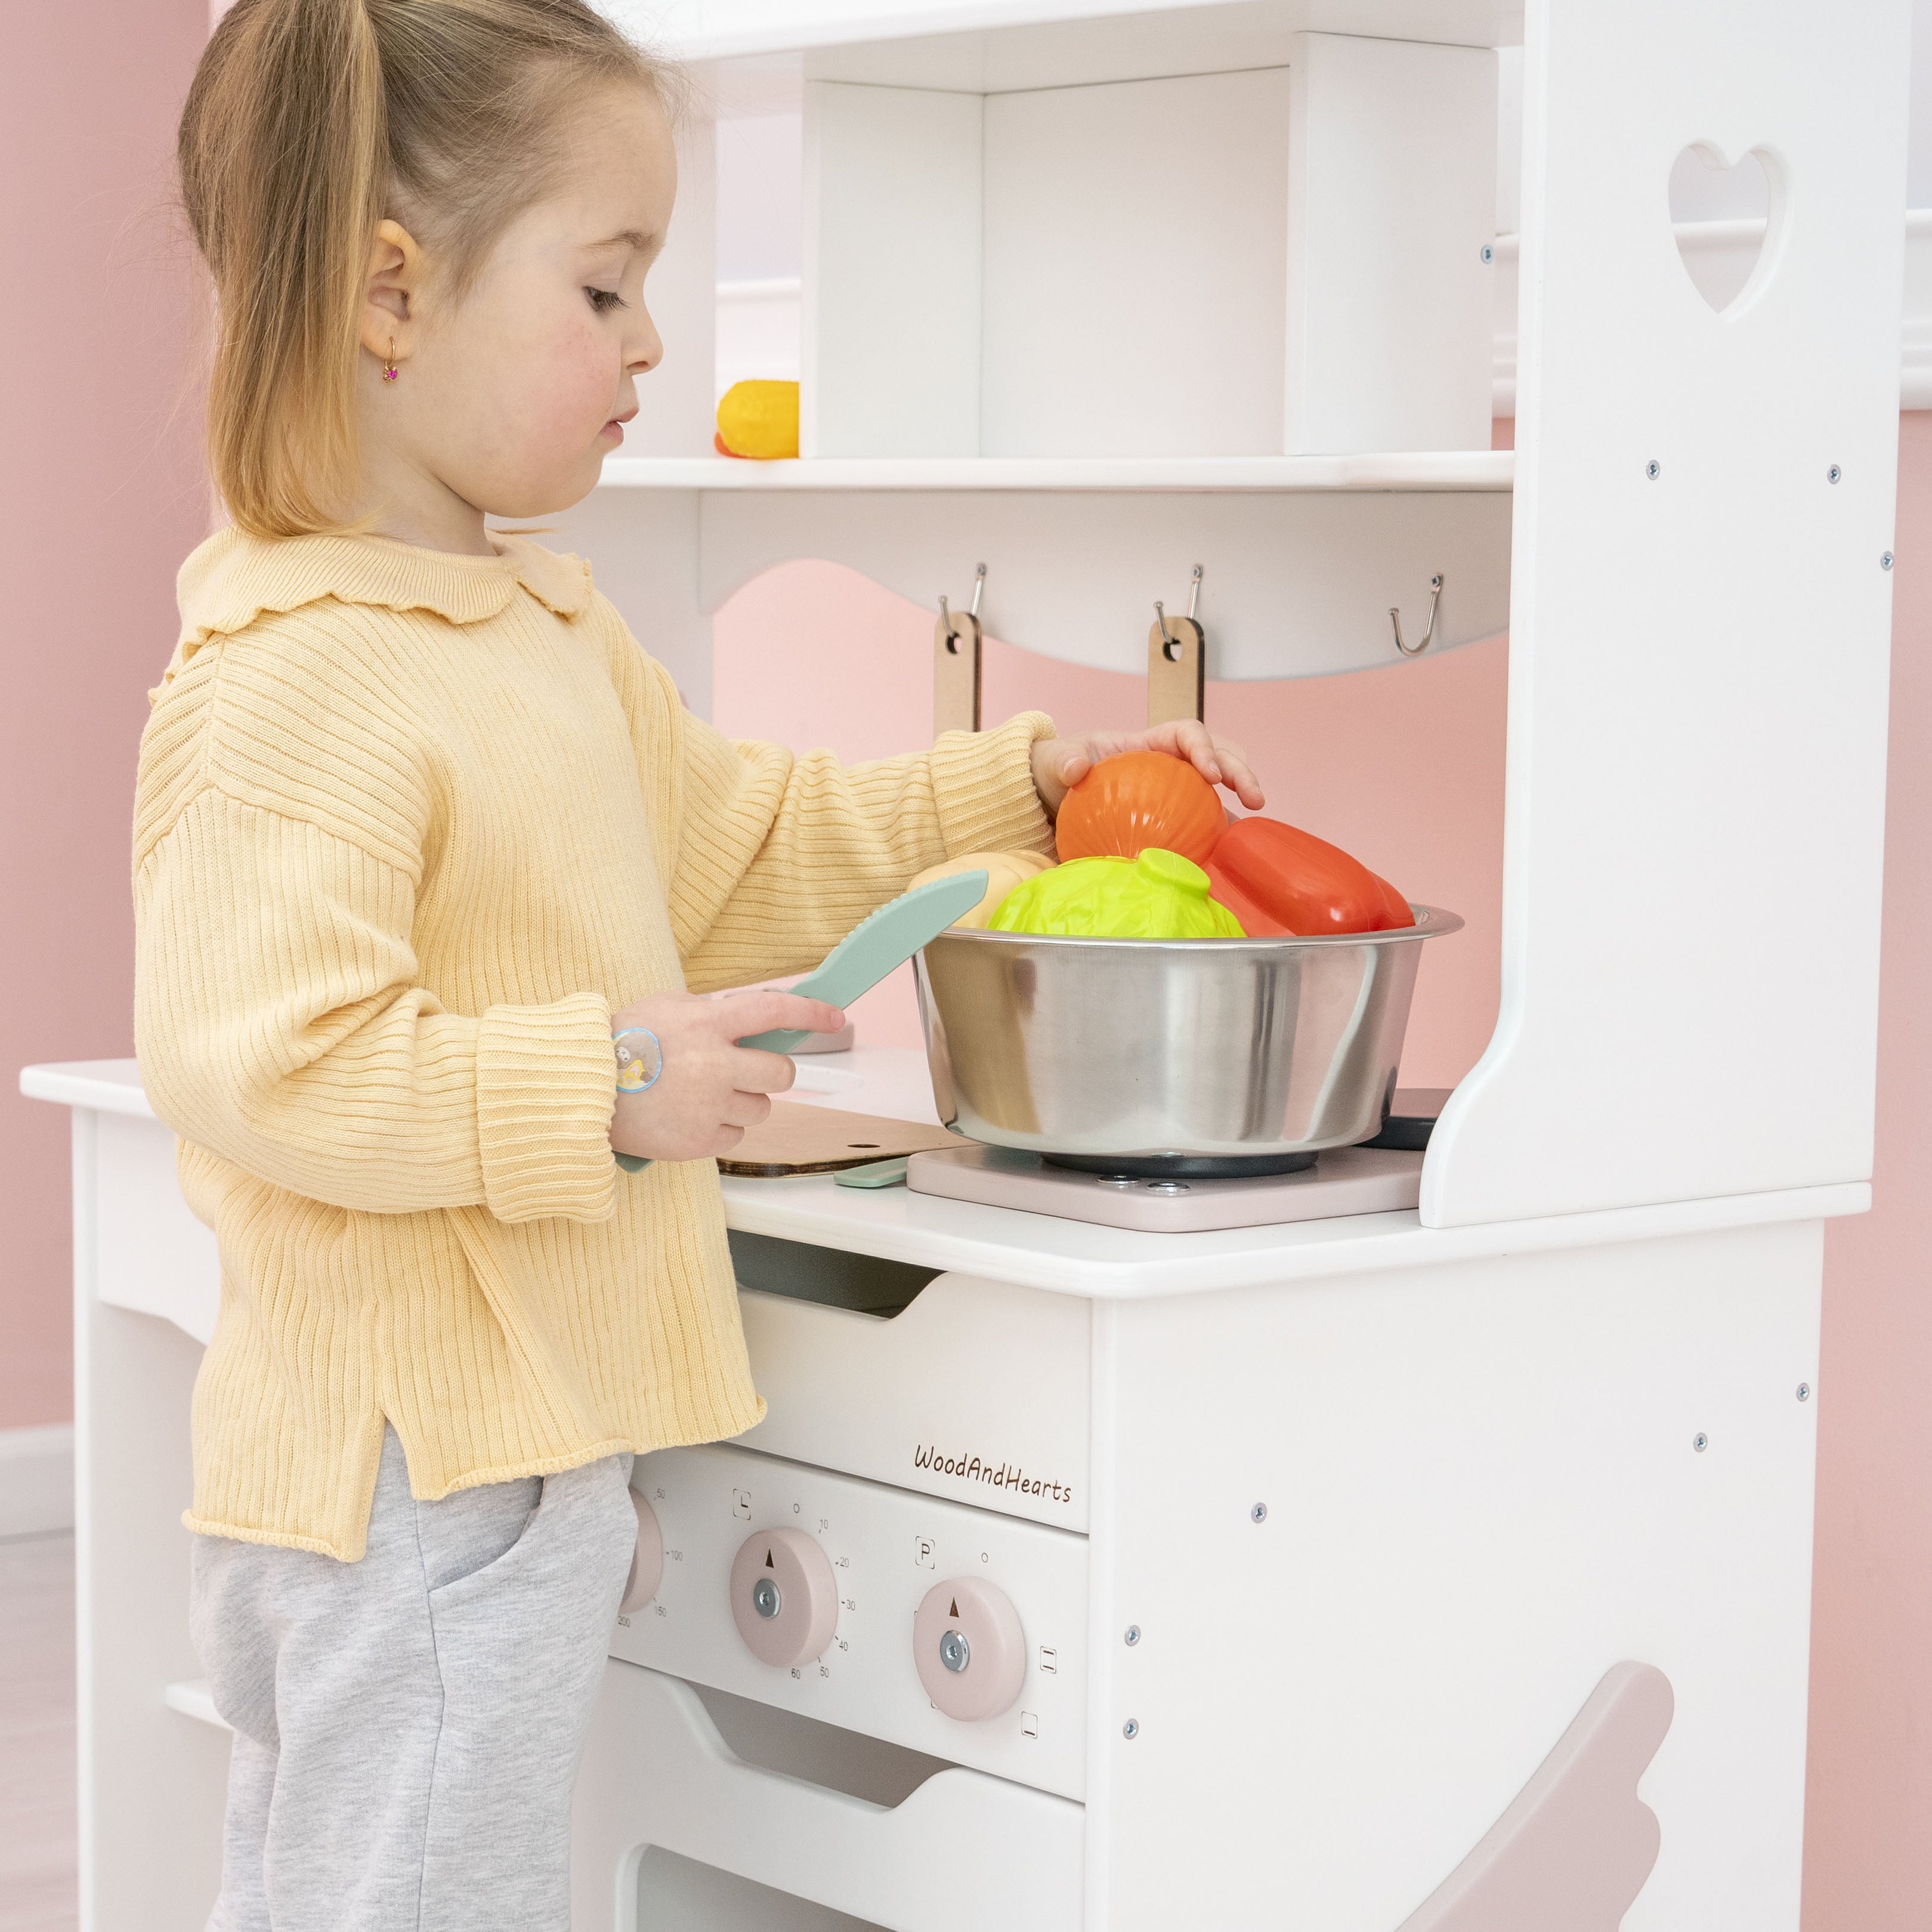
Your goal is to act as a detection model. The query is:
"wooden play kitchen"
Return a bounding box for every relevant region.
[25,2,1910,1928]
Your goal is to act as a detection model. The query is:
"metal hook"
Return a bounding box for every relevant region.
[1390,574,1445,657]
[1155,567,1204,662]
[939,564,988,653]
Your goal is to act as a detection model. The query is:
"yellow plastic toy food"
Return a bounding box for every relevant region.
[715,380,800,460]
[909,850,1054,928]
[987,848,1244,939]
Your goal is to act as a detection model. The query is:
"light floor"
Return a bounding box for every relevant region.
[1,1533,78,1931]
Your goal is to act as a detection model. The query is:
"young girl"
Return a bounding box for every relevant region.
[140,3,1262,1926]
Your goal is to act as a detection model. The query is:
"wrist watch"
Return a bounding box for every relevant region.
[613,1027,662,1094]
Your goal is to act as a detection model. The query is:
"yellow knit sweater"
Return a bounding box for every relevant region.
[134,527,1053,1559]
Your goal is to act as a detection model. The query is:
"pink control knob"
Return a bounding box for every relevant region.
[620,1490,664,1613]
[729,1526,840,1668]
[914,1577,1027,1721]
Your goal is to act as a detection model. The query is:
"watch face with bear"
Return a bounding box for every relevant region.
[613,1027,662,1095]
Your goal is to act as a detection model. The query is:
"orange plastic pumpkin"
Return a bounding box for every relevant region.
[1055,750,1226,866]
[1205,816,1414,936]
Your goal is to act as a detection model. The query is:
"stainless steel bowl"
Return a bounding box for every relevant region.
[912,906,1464,1177]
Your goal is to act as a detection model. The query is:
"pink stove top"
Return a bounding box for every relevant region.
[906,1142,1424,1232]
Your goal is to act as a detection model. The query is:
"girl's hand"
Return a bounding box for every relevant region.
[609,989,846,1163]
[1030,721,1266,818]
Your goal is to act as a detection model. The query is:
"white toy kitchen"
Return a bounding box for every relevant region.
[23,2,1909,1928]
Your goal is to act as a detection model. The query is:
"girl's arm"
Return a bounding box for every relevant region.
[135,789,617,1223]
[593,605,1054,989]
[134,630,619,1226]
[596,601,1263,993]
[670,707,1056,991]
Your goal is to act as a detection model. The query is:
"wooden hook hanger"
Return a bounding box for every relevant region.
[934,563,986,738]
[1146,565,1205,725]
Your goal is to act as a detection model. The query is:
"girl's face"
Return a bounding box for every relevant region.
[357,83,676,548]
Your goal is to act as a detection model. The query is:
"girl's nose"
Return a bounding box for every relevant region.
[628,311,663,375]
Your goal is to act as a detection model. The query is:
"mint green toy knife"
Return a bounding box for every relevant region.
[616,868,988,1173]
[738,868,988,1052]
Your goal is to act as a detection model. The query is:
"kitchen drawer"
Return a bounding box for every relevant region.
[572,1660,1083,1932]
[731,1235,1090,1533]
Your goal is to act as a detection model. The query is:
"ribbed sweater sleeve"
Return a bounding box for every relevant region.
[591,610,1055,988]
[135,789,616,1221]
[133,613,618,1225]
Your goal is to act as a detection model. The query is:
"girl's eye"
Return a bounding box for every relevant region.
[586,288,627,314]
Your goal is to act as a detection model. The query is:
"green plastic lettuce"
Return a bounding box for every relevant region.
[987,848,1246,939]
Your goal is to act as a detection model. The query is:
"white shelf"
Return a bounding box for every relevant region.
[600,450,1513,493]
[626,0,1523,98]
[573,459,1515,678]
[20,1056,153,1118]
[165,1680,228,1731]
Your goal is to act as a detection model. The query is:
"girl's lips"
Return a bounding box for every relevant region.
[601,407,639,444]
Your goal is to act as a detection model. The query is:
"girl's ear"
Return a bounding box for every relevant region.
[360,219,422,364]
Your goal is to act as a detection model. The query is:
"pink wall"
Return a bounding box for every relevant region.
[1801,408,1932,1927]
[0,0,211,1428]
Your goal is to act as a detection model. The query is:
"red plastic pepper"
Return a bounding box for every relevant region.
[1204,817,1414,936]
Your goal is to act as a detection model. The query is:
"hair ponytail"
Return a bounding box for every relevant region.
[178,0,670,539]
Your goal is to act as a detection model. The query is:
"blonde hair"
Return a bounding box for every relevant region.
[178,0,673,539]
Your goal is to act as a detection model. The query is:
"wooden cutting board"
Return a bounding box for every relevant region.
[719,1102,966,1177]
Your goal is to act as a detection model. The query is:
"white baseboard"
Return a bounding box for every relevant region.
[0,1423,75,1537]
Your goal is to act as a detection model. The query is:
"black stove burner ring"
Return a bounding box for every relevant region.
[1041,1149,1319,1181]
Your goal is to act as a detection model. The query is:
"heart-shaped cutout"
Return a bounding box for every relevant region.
[1668,144,1780,314]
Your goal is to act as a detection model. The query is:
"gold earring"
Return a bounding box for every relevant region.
[382,338,398,382]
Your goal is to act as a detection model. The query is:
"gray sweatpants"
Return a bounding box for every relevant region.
[190,1428,637,1932]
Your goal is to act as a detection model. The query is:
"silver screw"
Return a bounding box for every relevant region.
[1798,1383,1811,1402]
[1124,1625,1142,1647]
[1250,1502,1268,1524]
[1882,551,1894,570]
[752,1576,783,1619]
[1646,460,1661,480]
[1480,242,1495,264]
[939,1629,971,1674]
[1122,1718,1140,1740]
[1693,1433,1709,1452]
[1828,465,1842,484]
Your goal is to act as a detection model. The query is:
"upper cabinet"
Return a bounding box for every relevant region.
[622,1,1508,465]
[797,36,1495,462]
[595,1,1522,678]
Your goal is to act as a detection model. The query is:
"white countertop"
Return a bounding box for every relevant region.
[16,1048,938,1123]
[21,1055,1868,1299]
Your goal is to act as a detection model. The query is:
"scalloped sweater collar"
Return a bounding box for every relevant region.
[173,524,594,657]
